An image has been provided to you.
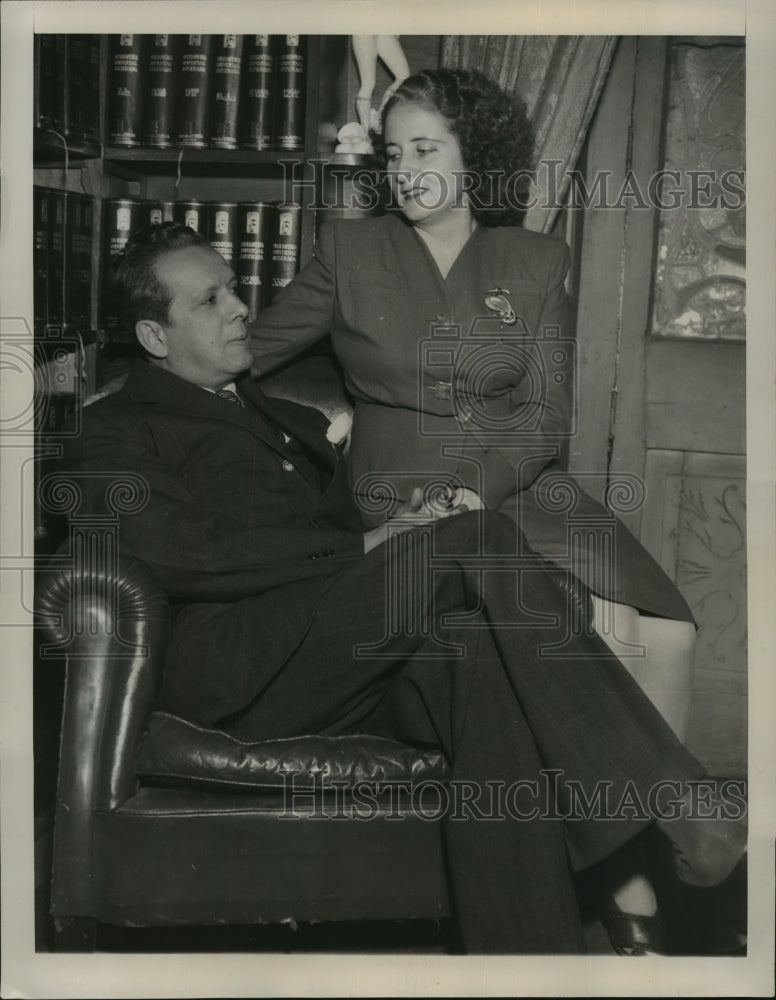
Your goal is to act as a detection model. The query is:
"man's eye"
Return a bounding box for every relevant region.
[386,151,400,163]
[417,146,435,157]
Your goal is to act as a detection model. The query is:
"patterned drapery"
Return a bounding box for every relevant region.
[650,39,745,340]
[441,35,617,233]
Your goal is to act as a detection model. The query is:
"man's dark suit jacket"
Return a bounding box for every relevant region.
[65,360,366,726]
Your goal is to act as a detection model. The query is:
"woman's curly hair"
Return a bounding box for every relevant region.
[378,67,535,226]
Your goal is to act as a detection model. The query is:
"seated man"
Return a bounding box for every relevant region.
[64,222,746,955]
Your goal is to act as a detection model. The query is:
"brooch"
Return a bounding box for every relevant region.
[484,288,516,326]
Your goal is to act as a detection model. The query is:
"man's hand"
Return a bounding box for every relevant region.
[362,486,483,554]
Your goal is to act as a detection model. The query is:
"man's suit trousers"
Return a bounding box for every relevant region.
[166,512,705,952]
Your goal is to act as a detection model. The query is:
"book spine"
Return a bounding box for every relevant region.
[240,35,274,151]
[34,35,54,130]
[33,187,51,328]
[267,202,302,305]
[175,34,214,148]
[236,202,271,321]
[65,35,89,141]
[143,34,177,148]
[107,34,145,147]
[84,35,102,144]
[275,35,306,151]
[63,194,92,330]
[52,35,67,135]
[75,195,94,329]
[208,203,239,264]
[210,35,244,149]
[173,200,207,236]
[48,191,66,327]
[101,198,143,329]
[63,194,78,328]
[142,200,176,226]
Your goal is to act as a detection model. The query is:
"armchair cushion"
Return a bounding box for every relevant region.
[137,711,450,792]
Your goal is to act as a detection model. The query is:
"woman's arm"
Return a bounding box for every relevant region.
[249,222,338,377]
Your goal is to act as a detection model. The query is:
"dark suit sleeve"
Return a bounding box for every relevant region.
[65,408,365,603]
[250,221,337,377]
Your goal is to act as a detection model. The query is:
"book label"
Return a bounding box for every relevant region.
[211,35,244,149]
[144,34,177,148]
[108,34,145,146]
[237,201,271,319]
[240,35,275,150]
[175,34,214,148]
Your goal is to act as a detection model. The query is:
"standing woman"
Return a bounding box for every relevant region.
[252,68,697,952]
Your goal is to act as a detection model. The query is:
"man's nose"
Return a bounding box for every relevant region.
[227,287,249,320]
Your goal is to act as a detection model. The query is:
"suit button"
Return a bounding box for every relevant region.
[308,553,319,560]
[282,459,295,472]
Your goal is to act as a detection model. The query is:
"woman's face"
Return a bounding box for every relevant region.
[383,102,469,226]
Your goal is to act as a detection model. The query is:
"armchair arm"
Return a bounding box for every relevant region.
[36,551,169,918]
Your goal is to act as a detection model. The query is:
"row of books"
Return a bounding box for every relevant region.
[33,189,303,334]
[34,35,101,145]
[34,187,94,331]
[108,34,307,151]
[101,198,303,328]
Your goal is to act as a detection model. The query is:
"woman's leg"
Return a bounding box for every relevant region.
[590,596,696,742]
[590,596,696,941]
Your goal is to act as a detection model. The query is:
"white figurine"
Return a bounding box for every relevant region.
[351,35,410,134]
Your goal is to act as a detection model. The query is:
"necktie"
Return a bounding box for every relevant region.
[216,388,245,408]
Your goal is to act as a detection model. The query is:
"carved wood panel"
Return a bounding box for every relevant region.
[641,450,746,775]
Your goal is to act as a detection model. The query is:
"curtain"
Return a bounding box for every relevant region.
[441,36,618,233]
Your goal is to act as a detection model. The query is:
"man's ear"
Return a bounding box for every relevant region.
[135,319,169,359]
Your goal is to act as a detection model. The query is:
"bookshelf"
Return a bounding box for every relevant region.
[33,34,324,350]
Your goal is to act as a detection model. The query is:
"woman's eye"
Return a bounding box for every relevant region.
[386,151,400,163]
[417,146,435,157]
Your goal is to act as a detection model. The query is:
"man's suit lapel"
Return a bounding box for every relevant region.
[124,362,297,457]
[124,362,340,497]
[238,374,339,473]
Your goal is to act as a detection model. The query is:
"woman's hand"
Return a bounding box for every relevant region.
[423,486,484,518]
[362,486,482,553]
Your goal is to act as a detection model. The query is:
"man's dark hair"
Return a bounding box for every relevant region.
[112,222,207,333]
[378,67,535,226]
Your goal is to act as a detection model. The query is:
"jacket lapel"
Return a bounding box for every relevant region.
[125,361,286,450]
[123,362,341,491]
[238,375,340,473]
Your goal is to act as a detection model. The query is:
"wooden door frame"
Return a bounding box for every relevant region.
[569,36,668,542]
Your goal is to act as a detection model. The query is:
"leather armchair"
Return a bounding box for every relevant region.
[35,354,453,951]
[35,549,452,951]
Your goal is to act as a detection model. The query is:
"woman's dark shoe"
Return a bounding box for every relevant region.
[659,818,747,888]
[601,895,668,955]
[656,780,748,888]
